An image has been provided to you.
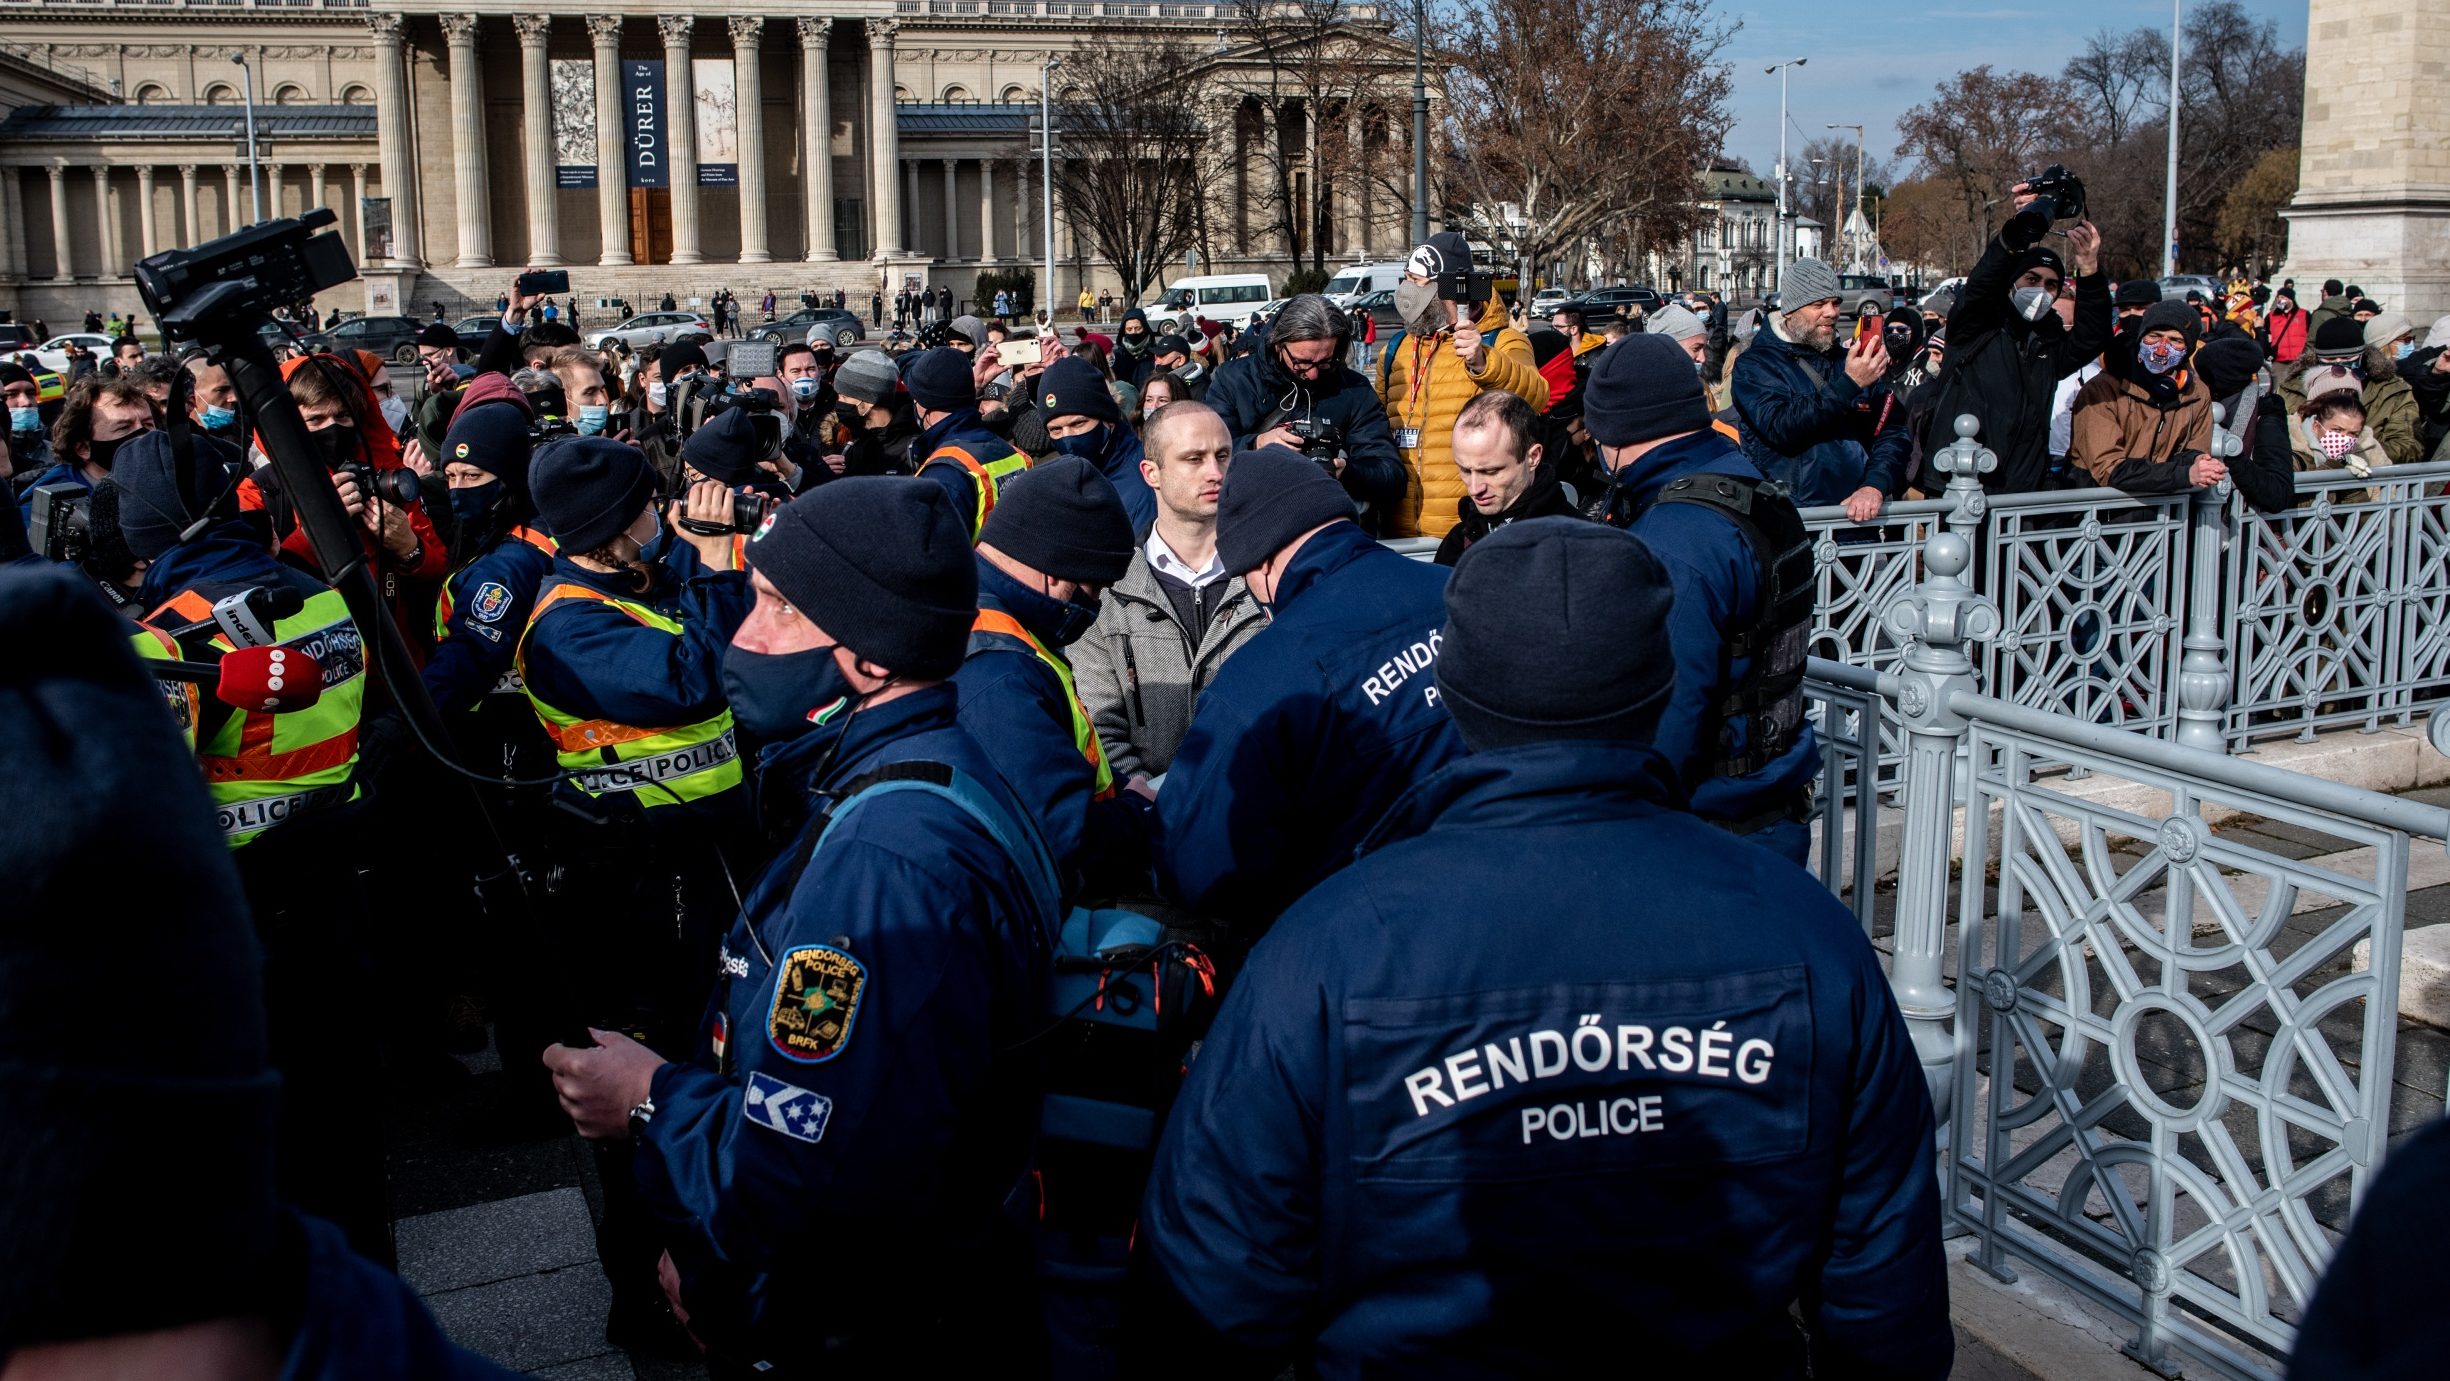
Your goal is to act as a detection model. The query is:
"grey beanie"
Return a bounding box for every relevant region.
[1778,257,1842,311]
[832,349,902,408]
[1435,519,1677,751]
[1646,304,1706,344]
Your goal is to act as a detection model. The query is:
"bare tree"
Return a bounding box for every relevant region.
[1035,39,1210,302]
[2063,27,2165,149]
[1893,66,2084,246]
[1230,0,1409,276]
[1440,0,1736,286]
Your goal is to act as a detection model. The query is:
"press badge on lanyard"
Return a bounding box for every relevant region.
[1393,427,1422,450]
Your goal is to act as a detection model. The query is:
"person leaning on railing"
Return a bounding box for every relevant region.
[2068,303,2218,497]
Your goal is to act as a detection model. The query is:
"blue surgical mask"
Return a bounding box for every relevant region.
[447,478,502,527]
[722,643,854,746]
[2397,341,2416,363]
[790,378,823,401]
[198,403,239,433]
[1051,422,1108,461]
[8,406,37,432]
[577,403,611,436]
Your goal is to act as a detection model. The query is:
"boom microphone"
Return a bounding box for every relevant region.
[148,645,325,713]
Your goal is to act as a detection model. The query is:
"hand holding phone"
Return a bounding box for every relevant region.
[996,338,1044,369]
[518,269,572,298]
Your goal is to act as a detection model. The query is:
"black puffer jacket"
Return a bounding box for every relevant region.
[1917,217,2114,494]
[1432,465,1584,565]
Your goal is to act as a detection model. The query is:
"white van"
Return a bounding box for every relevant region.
[1149,274,1274,332]
[1321,261,1410,309]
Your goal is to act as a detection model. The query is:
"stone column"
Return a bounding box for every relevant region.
[307,163,326,219]
[797,17,836,261]
[47,163,72,281]
[586,16,633,267]
[865,18,901,255]
[366,13,421,268]
[136,165,158,260]
[2281,0,2450,318]
[440,15,494,268]
[222,165,241,240]
[659,15,702,265]
[904,161,920,253]
[514,16,564,266]
[92,166,118,278]
[266,164,285,222]
[347,164,366,257]
[727,16,771,264]
[0,170,23,281]
[978,158,996,261]
[1346,107,1367,257]
[941,159,958,260]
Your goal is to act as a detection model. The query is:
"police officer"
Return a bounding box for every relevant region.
[542,478,1061,1377]
[1138,520,1952,1379]
[111,427,390,1260]
[517,437,753,1343]
[1587,333,1819,864]
[427,393,553,732]
[0,564,518,1380]
[1157,445,1464,932]
[1035,356,1155,535]
[956,455,1139,903]
[904,346,1032,537]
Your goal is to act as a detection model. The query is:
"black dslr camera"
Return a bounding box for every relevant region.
[27,483,91,565]
[2022,165,2088,223]
[675,489,775,537]
[1279,413,1346,470]
[337,460,423,508]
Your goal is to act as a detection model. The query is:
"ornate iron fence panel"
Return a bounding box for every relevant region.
[1802,660,1884,932]
[1983,490,2190,738]
[1949,714,2407,1379]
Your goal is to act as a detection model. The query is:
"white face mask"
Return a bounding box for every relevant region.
[378,394,411,434]
[2012,286,2055,323]
[648,382,669,407]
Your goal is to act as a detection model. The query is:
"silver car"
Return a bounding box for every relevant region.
[585,311,713,351]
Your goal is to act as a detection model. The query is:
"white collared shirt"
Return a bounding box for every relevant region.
[1146,529,1226,589]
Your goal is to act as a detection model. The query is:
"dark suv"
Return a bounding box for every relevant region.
[309,314,426,364]
[1563,286,1665,323]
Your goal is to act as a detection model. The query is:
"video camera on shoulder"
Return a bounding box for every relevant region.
[2022,165,2088,224]
[27,482,91,565]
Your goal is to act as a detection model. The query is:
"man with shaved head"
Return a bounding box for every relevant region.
[1070,401,1266,782]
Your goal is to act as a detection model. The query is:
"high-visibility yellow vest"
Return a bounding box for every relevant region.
[436,526,557,697]
[516,582,743,810]
[153,585,366,848]
[922,440,1033,536]
[130,622,199,751]
[971,606,1115,800]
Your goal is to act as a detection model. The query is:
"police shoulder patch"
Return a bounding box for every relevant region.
[768,945,866,1063]
[743,1070,833,1143]
[470,581,514,623]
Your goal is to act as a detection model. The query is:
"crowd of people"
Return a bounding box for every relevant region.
[1,176,2440,1381]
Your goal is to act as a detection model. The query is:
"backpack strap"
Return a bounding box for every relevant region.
[765,759,1063,938]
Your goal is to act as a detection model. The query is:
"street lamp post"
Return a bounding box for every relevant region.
[1411,0,1430,246]
[1765,57,1806,286]
[1041,56,1060,316]
[2163,0,2182,277]
[232,52,261,223]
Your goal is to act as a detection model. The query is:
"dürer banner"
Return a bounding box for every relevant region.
[625,59,667,189]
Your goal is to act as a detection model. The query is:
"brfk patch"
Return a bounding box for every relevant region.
[767,945,866,1063]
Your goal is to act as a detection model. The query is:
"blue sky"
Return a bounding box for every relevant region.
[1719,0,2309,180]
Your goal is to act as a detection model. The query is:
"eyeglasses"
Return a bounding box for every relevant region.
[1277,346,1334,375]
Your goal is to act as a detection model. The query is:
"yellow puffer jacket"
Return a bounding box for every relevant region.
[1378,295,1551,537]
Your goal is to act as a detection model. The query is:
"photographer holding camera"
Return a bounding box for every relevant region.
[1379,232,1551,538]
[1203,293,1406,526]
[1919,169,2111,495]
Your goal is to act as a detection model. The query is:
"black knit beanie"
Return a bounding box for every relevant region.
[109,427,250,559]
[1036,357,1121,425]
[441,398,537,499]
[1214,444,1357,577]
[903,347,977,414]
[1435,519,1677,751]
[1582,334,1712,448]
[682,405,766,485]
[531,437,659,553]
[0,565,283,1351]
[747,478,978,680]
[978,456,1136,585]
[2312,316,2367,360]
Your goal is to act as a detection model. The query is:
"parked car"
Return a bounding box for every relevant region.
[1149,273,1275,333]
[1567,286,1665,323]
[257,319,313,356]
[1834,273,1897,319]
[0,322,40,355]
[1348,289,1405,336]
[1527,287,1574,317]
[585,311,714,351]
[1321,261,1411,310]
[2158,274,2223,303]
[453,314,501,345]
[31,333,115,373]
[749,308,837,346]
[1917,277,1967,313]
[308,314,425,364]
[752,307,863,348]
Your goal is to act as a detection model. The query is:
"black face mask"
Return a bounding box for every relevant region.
[311,424,359,470]
[722,643,856,747]
[84,431,142,473]
[833,401,869,430]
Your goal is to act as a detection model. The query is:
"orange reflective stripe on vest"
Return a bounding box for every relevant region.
[520,583,687,752]
[972,606,1116,799]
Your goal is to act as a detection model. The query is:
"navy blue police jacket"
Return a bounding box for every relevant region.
[1141,741,1952,1380]
[1082,420,1157,537]
[632,684,1061,1358]
[1601,428,1819,825]
[515,536,753,829]
[425,524,557,716]
[1157,520,1465,926]
[280,1211,521,1380]
[913,406,1015,538]
[955,559,1099,903]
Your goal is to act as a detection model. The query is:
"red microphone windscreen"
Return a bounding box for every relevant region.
[215,645,323,714]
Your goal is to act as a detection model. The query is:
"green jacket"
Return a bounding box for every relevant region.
[2278,363,2425,466]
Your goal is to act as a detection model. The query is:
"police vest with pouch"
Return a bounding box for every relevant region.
[151,584,366,847]
[1650,473,1812,777]
[516,582,744,811]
